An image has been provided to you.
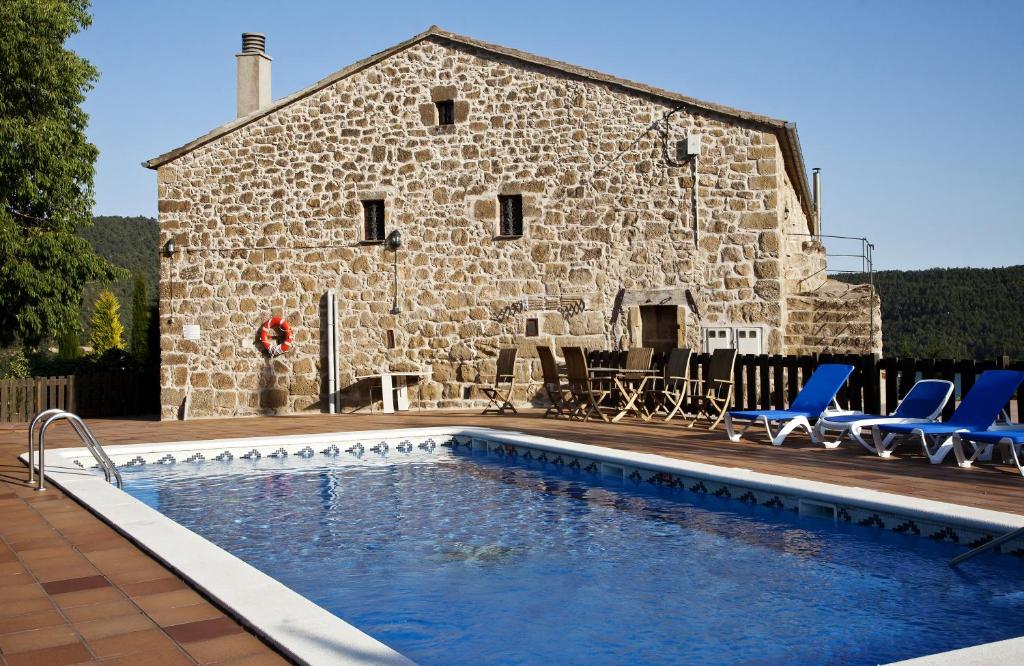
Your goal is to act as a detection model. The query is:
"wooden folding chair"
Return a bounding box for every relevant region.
[562,346,613,422]
[480,348,518,415]
[648,347,692,422]
[688,348,737,430]
[537,346,572,418]
[611,347,655,421]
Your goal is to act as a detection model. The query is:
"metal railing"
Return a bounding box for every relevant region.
[28,409,122,491]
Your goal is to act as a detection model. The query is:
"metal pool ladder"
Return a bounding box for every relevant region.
[28,409,123,491]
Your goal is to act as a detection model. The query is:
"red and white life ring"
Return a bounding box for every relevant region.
[260,317,294,356]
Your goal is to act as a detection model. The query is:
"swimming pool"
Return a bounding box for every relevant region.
[100,437,1024,665]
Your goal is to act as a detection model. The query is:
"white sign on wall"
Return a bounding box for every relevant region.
[183,324,201,340]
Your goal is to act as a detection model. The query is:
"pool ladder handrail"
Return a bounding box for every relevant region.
[949,525,1024,567]
[28,409,123,491]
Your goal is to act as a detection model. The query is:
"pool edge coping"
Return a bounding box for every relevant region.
[26,424,1024,665]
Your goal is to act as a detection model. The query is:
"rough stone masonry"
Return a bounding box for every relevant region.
[147,27,880,419]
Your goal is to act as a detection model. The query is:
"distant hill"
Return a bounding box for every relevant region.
[835,266,1024,360]
[78,216,158,340]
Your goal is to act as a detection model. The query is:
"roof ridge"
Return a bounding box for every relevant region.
[142,26,812,216]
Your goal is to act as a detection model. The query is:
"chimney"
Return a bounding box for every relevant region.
[236,33,271,118]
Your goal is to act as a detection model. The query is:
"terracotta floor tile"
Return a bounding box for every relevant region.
[99,644,195,666]
[4,582,47,602]
[31,561,101,584]
[86,628,178,659]
[53,586,125,610]
[121,576,187,597]
[133,589,206,614]
[0,569,32,588]
[0,607,67,634]
[43,575,111,595]
[4,641,94,666]
[210,652,290,666]
[208,653,290,666]
[0,596,54,619]
[74,612,157,641]
[182,634,268,664]
[145,603,225,628]
[163,617,243,644]
[0,624,80,654]
[62,600,141,624]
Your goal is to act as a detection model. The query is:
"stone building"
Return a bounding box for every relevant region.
[145,26,881,419]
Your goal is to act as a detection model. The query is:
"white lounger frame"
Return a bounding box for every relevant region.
[871,411,1010,465]
[815,380,954,452]
[724,398,842,447]
[952,426,1024,477]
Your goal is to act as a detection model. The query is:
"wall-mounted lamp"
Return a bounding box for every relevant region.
[164,239,176,256]
[386,230,402,314]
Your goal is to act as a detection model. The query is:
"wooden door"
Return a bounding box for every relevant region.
[640,305,678,353]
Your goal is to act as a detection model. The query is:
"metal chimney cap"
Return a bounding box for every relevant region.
[241,33,266,55]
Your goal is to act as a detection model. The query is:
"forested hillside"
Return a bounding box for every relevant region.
[836,266,1024,360]
[78,216,158,339]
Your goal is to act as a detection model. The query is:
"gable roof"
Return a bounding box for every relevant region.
[144,25,814,217]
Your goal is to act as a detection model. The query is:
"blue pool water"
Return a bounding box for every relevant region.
[118,445,1024,665]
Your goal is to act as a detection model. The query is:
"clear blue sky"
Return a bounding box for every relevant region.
[72,0,1024,271]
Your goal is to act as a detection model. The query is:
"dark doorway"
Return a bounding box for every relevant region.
[640,305,678,353]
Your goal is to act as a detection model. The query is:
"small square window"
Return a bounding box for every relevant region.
[435,100,455,126]
[497,194,523,237]
[363,200,386,242]
[525,318,539,338]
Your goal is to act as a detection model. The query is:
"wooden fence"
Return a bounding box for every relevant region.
[587,351,1023,421]
[0,372,159,423]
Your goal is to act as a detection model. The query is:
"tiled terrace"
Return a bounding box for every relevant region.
[1,409,1021,664]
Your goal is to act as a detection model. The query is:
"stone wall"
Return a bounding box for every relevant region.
[156,36,835,419]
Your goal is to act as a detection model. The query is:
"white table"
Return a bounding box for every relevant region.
[355,370,430,413]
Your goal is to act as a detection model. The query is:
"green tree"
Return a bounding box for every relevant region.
[89,289,123,354]
[0,0,125,346]
[57,327,82,359]
[129,273,149,359]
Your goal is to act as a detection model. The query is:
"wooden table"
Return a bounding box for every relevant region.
[355,370,430,413]
[589,367,661,422]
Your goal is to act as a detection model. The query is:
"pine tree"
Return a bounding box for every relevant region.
[57,328,82,359]
[129,273,149,359]
[89,290,124,354]
[0,0,125,345]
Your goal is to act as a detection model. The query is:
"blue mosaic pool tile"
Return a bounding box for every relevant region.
[763,496,784,509]
[320,444,340,456]
[157,454,176,465]
[689,481,708,494]
[346,443,365,456]
[184,453,205,464]
[396,441,413,453]
[859,514,885,528]
[296,446,315,458]
[713,486,731,498]
[893,520,921,536]
[418,439,436,451]
[837,508,852,522]
[928,527,959,543]
[370,442,388,454]
[214,451,234,462]
[739,491,758,504]
[627,470,642,482]
[242,449,262,460]
[124,456,146,467]
[583,462,598,473]
[267,448,288,458]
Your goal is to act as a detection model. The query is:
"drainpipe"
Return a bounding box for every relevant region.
[812,167,822,238]
[326,289,337,414]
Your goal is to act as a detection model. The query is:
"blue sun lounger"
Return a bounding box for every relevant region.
[725,364,854,447]
[872,370,1024,464]
[813,379,954,452]
[953,428,1024,477]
